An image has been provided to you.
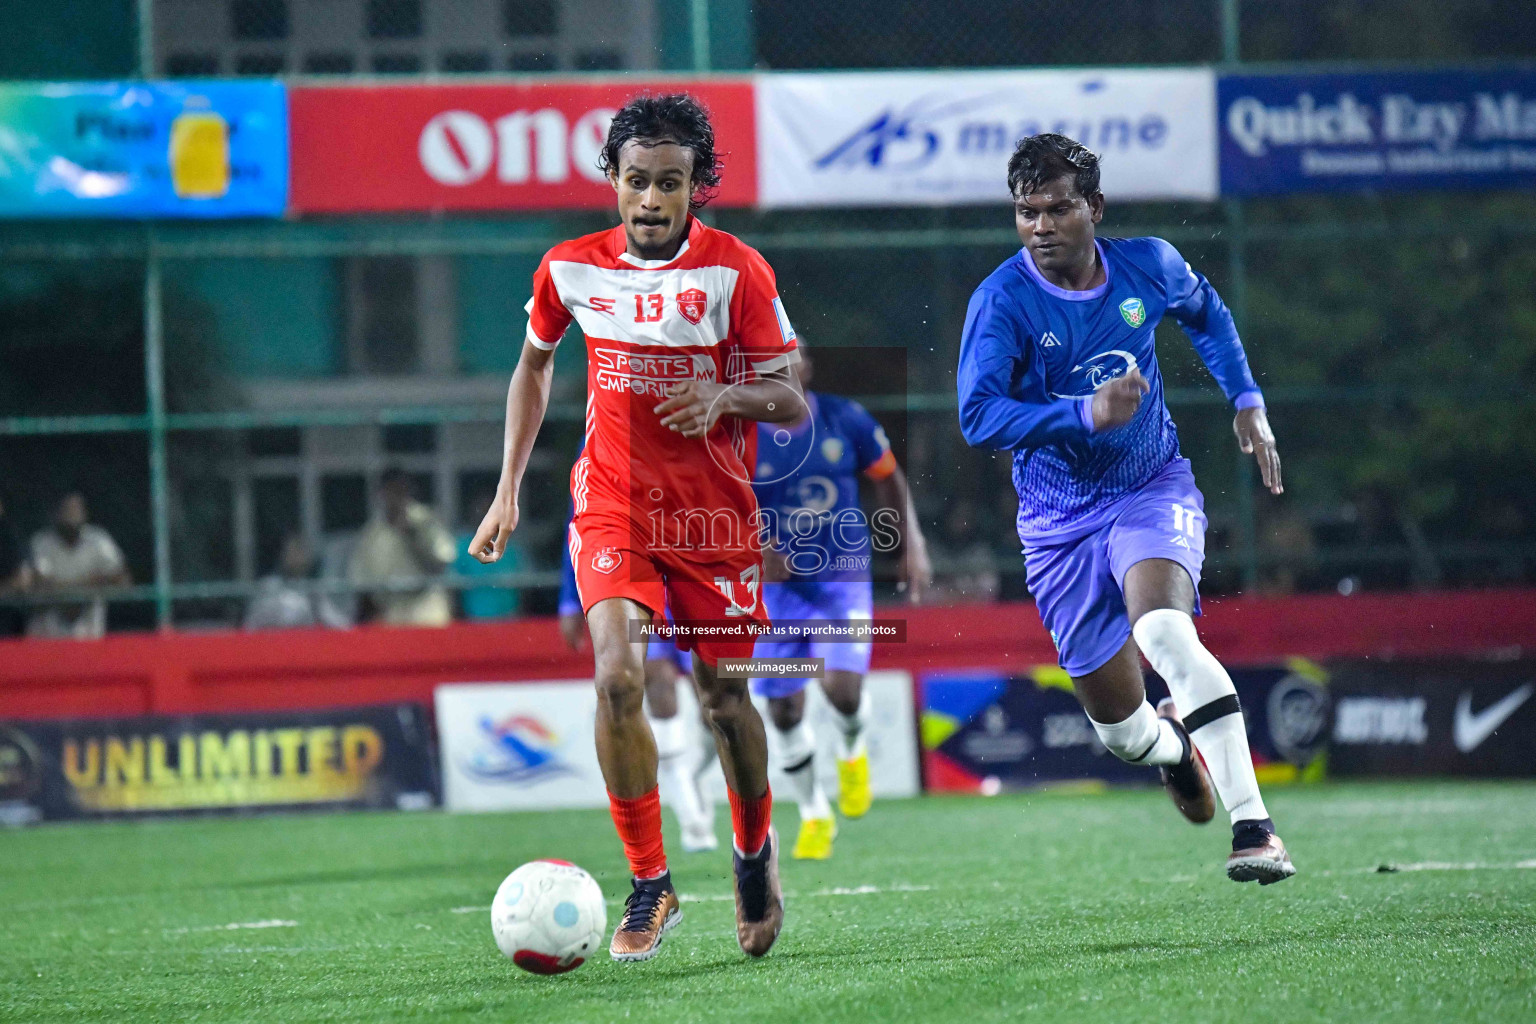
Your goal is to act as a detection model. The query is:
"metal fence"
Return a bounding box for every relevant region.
[2,0,1534,633]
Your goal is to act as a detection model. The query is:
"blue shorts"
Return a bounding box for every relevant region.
[1023,458,1206,678]
[751,580,874,698]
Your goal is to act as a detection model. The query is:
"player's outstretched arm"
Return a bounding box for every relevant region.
[469,340,556,563]
[654,366,803,438]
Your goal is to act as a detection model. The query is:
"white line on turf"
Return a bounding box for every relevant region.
[450,882,933,914]
[165,919,298,935]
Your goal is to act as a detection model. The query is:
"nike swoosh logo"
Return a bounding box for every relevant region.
[1454,684,1534,753]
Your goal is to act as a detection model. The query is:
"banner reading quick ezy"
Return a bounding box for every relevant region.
[1219,68,1536,195]
[0,81,287,218]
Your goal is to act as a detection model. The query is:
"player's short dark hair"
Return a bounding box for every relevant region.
[1007,133,1102,201]
[598,93,724,210]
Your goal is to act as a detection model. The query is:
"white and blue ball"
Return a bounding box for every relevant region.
[491,860,606,975]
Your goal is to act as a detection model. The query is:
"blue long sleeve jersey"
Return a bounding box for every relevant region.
[957,237,1263,544]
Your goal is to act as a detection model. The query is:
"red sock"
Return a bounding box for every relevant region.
[728,783,773,857]
[608,788,667,879]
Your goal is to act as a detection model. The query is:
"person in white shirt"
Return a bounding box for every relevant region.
[28,492,130,639]
[348,469,455,627]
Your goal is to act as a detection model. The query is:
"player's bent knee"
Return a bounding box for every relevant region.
[699,679,751,730]
[593,656,647,719]
[1131,608,1238,719]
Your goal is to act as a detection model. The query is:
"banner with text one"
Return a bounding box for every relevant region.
[0,81,287,218]
[0,704,436,823]
[288,80,757,214]
[756,68,1218,208]
[1219,68,1536,195]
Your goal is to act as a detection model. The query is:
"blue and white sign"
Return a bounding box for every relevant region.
[756,69,1217,208]
[0,80,287,218]
[1219,69,1536,195]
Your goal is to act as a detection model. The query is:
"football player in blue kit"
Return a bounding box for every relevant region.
[750,344,931,860]
[957,134,1294,883]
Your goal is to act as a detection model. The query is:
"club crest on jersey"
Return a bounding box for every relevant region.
[1119,297,1147,328]
[591,549,622,575]
[820,438,845,463]
[677,288,707,325]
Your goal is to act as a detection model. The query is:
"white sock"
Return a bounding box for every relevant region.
[830,689,870,760]
[650,713,708,831]
[1088,701,1186,766]
[1133,609,1270,824]
[777,720,831,821]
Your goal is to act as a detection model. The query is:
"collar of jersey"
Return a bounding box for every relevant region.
[1019,240,1110,301]
[613,218,700,269]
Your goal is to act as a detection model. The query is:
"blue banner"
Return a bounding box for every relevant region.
[0,81,288,218]
[1219,68,1536,195]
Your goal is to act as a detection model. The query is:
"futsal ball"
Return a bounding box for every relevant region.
[491,859,607,974]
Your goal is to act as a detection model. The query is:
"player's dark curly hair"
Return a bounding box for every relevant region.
[598,93,724,210]
[1007,133,1102,201]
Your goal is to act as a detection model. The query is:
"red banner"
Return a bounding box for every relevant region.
[289,80,758,214]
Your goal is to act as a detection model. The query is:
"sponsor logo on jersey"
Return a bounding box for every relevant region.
[676,288,707,325]
[1040,330,1062,348]
[1119,297,1147,328]
[591,347,715,399]
[1049,349,1139,399]
[591,549,622,575]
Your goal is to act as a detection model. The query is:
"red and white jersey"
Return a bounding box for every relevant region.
[527,217,799,561]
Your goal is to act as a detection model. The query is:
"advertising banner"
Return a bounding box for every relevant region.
[0,81,287,218]
[289,80,757,214]
[436,671,919,813]
[1219,68,1536,195]
[1328,658,1536,777]
[0,704,435,823]
[756,68,1217,208]
[922,663,1328,793]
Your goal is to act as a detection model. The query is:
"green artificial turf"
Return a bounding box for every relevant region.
[2,781,1534,1023]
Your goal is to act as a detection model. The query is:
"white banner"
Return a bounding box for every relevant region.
[756,69,1217,207]
[436,671,919,813]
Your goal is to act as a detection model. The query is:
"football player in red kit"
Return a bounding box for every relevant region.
[469,94,802,962]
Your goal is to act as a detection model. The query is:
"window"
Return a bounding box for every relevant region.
[303,52,355,74]
[372,53,423,74]
[508,51,555,72]
[503,0,557,37]
[234,53,287,75]
[166,53,221,76]
[345,257,419,375]
[321,474,368,532]
[367,0,422,40]
[382,424,436,454]
[231,0,289,41]
[573,49,622,71]
[440,51,492,73]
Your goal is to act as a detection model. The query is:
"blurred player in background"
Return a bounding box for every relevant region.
[560,506,717,853]
[470,94,801,961]
[750,343,931,859]
[957,134,1294,883]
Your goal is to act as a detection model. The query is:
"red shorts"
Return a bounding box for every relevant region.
[568,510,768,666]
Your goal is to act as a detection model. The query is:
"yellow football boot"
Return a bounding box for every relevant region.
[836,747,872,819]
[792,815,837,860]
